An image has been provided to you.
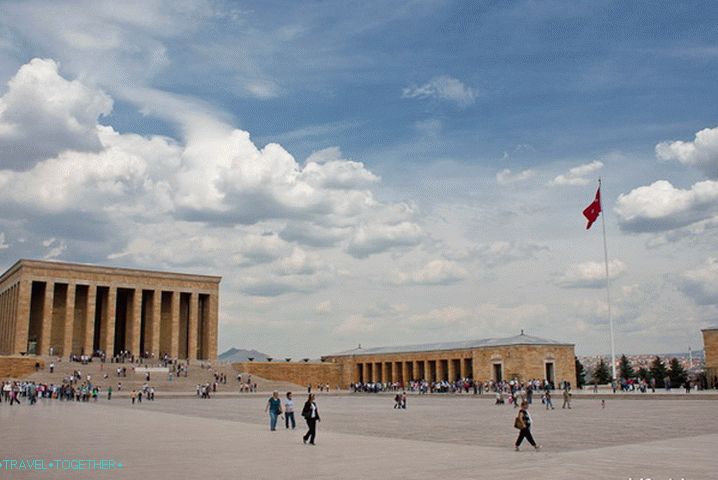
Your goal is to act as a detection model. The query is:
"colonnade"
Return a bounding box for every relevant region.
[1,279,217,360]
[354,357,475,384]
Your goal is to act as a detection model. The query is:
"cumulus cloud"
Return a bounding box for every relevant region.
[0,59,426,294]
[389,259,468,286]
[0,58,113,169]
[496,168,535,185]
[615,180,718,233]
[656,125,718,178]
[678,258,718,305]
[550,160,603,186]
[402,75,476,107]
[557,259,627,288]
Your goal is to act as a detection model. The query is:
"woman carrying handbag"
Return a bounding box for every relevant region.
[514,400,541,451]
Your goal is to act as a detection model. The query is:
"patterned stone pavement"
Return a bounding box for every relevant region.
[2,394,717,479]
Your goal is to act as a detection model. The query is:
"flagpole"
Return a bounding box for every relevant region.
[598,177,617,382]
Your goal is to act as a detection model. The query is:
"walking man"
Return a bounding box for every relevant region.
[562,388,572,409]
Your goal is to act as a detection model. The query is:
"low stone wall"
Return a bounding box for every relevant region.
[233,362,344,388]
[0,356,45,379]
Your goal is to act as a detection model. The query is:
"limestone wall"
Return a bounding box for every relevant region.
[233,362,343,388]
[0,356,45,379]
[703,329,718,370]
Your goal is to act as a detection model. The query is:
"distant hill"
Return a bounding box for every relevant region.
[217,348,271,363]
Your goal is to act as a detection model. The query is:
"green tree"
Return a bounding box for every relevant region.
[575,356,586,388]
[650,356,668,388]
[636,367,652,381]
[668,357,687,388]
[593,358,611,384]
[618,354,635,381]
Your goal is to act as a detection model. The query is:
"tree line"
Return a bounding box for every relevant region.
[575,355,688,387]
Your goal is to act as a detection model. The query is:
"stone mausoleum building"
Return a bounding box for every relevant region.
[0,259,220,361]
[237,332,577,389]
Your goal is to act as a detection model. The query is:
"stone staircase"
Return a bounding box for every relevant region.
[16,356,300,394]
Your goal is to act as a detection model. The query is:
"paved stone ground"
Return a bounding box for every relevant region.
[2,394,717,479]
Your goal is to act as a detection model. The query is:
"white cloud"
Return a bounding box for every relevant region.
[402,75,476,107]
[557,259,627,288]
[316,301,333,314]
[550,160,603,186]
[656,125,718,178]
[345,221,423,258]
[615,180,718,233]
[678,258,718,305]
[0,58,113,168]
[390,259,468,286]
[0,232,9,250]
[450,240,549,269]
[333,314,375,336]
[42,237,66,260]
[405,306,471,328]
[496,168,535,185]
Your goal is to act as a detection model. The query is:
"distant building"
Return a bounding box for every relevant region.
[0,259,220,360]
[237,332,577,388]
[702,328,718,388]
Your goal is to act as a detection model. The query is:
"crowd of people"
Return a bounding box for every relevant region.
[236,374,258,392]
[351,378,560,395]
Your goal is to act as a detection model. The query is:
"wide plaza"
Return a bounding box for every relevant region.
[2,393,717,479]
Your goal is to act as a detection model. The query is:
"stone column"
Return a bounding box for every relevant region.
[170,291,180,358]
[188,292,198,360]
[448,359,456,382]
[101,287,116,357]
[0,289,7,354]
[207,292,218,360]
[39,281,54,355]
[128,288,142,357]
[151,289,161,359]
[13,279,31,354]
[402,361,410,384]
[83,285,96,355]
[459,358,467,379]
[62,283,76,356]
[437,358,446,382]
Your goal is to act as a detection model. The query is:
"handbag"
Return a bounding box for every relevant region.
[514,415,525,430]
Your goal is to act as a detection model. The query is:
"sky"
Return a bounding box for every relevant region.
[0,0,717,358]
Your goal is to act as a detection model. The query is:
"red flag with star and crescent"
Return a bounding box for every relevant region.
[583,186,601,229]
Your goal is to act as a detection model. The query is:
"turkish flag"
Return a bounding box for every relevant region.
[583,187,601,229]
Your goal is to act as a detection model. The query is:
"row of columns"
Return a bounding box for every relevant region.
[355,358,474,384]
[17,280,216,360]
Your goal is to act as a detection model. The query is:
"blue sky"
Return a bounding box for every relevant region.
[1,1,717,358]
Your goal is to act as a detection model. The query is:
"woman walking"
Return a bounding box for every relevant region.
[301,393,320,445]
[284,392,296,430]
[514,401,541,451]
[265,391,282,431]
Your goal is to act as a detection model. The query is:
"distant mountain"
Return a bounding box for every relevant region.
[217,348,271,363]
